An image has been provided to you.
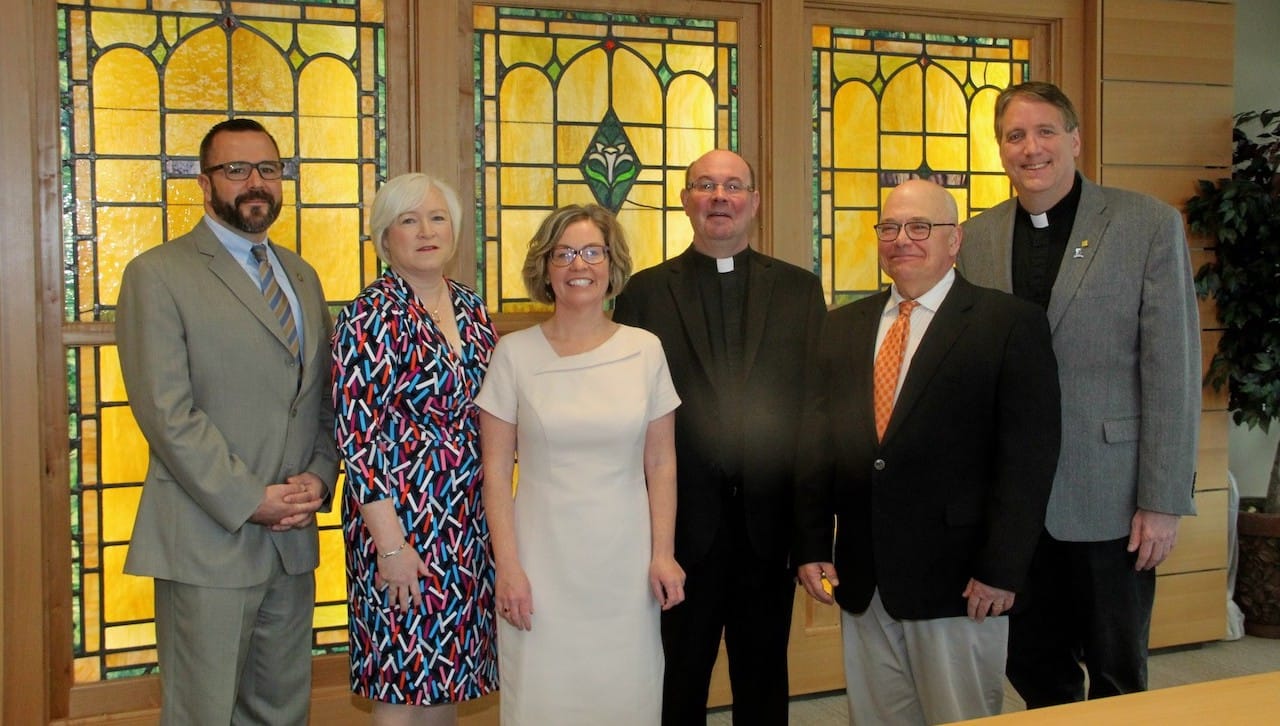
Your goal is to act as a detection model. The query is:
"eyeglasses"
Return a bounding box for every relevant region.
[873,221,957,242]
[686,181,755,196]
[202,160,285,181]
[548,245,609,267]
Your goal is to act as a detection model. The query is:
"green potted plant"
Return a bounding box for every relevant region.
[1186,108,1280,637]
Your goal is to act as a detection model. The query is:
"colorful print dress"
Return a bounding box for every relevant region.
[332,270,499,705]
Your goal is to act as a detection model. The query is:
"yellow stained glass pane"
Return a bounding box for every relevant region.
[232,29,294,113]
[474,5,496,30]
[70,11,88,81]
[556,50,608,123]
[612,52,662,125]
[299,116,359,159]
[499,34,552,68]
[834,210,881,292]
[617,207,663,271]
[316,476,344,527]
[667,74,714,131]
[881,66,923,133]
[100,407,147,485]
[166,205,206,241]
[556,124,596,166]
[881,135,923,173]
[165,27,228,110]
[970,90,1002,169]
[103,546,154,625]
[97,206,164,307]
[925,67,966,134]
[555,37,595,65]
[500,167,556,207]
[95,160,162,204]
[94,109,161,156]
[314,603,347,631]
[833,171,879,208]
[259,117,297,158]
[165,113,219,157]
[500,209,551,298]
[832,53,877,84]
[925,136,967,171]
[665,43,713,75]
[813,25,831,48]
[300,207,361,300]
[101,486,142,543]
[299,162,358,204]
[665,210,691,251]
[94,49,159,114]
[299,57,357,117]
[103,622,156,652]
[628,42,662,69]
[83,489,101,567]
[936,59,969,85]
[879,54,914,79]
[833,83,877,169]
[971,173,1012,210]
[499,121,554,165]
[240,20,292,53]
[972,61,1011,93]
[625,126,664,174]
[100,345,127,401]
[166,178,204,207]
[75,657,100,684]
[316,529,346,602]
[104,649,159,670]
[81,572,101,651]
[502,67,553,123]
[92,10,157,48]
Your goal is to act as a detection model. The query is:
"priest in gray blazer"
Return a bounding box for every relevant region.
[116,119,338,725]
[958,81,1200,708]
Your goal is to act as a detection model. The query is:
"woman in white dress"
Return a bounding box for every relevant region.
[476,203,685,725]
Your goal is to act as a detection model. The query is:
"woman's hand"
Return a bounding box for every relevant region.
[374,544,429,611]
[495,564,534,631]
[649,554,686,610]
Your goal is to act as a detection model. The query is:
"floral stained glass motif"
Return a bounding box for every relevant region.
[59,0,386,683]
[474,6,739,312]
[813,26,1029,305]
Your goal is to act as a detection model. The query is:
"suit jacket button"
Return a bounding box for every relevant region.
[873,459,886,471]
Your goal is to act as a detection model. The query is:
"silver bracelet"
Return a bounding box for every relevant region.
[379,541,408,559]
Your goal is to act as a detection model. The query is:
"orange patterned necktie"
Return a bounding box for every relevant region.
[873,300,918,441]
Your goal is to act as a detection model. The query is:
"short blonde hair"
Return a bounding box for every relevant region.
[522,204,632,304]
[368,173,463,264]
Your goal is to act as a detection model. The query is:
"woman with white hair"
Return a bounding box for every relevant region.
[332,173,499,725]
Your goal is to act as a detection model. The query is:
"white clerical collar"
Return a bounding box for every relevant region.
[716,256,735,273]
[1030,212,1049,229]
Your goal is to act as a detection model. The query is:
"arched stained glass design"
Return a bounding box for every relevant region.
[474,6,739,312]
[58,0,386,682]
[813,26,1029,305]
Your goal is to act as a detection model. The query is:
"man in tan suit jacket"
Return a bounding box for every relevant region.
[116,118,338,725]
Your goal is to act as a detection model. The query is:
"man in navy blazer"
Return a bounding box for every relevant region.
[613,149,826,725]
[958,81,1200,707]
[796,179,1061,724]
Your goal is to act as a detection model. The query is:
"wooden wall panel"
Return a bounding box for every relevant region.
[1099,166,1225,212]
[1197,410,1230,492]
[1149,569,1229,649]
[1161,488,1230,574]
[1101,82,1234,166]
[1103,0,1235,84]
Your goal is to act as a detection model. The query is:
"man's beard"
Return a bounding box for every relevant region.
[210,188,282,234]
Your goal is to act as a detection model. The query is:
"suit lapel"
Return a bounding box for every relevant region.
[849,291,889,448]
[883,278,974,443]
[276,247,324,382]
[1048,179,1110,332]
[195,227,300,361]
[667,248,717,378]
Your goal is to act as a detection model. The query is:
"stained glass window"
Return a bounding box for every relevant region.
[59,0,386,682]
[813,26,1029,305]
[474,6,739,312]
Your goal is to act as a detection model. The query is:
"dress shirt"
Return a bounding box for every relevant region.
[874,268,956,407]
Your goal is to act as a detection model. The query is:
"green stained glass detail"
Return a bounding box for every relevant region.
[580,109,641,213]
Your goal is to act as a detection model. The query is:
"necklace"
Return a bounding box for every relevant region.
[429,282,449,324]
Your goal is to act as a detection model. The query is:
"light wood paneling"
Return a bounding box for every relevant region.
[1099,166,1228,212]
[1149,568,1228,648]
[1103,0,1235,84]
[1101,82,1234,166]
[1160,488,1230,574]
[1197,410,1230,492]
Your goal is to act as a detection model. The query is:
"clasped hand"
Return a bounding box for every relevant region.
[249,473,325,531]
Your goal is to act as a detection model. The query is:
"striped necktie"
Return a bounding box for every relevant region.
[250,244,300,361]
[873,299,918,441]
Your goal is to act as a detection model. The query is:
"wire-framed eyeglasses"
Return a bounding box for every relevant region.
[548,245,609,267]
[686,181,755,196]
[202,160,285,181]
[873,221,957,242]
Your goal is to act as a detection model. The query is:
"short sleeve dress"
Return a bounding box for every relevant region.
[475,323,681,726]
[331,270,499,705]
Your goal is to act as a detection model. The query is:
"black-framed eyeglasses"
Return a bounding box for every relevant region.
[686,181,755,196]
[201,160,285,181]
[549,245,609,267]
[873,221,957,242]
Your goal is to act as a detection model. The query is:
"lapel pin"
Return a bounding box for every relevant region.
[1072,240,1089,259]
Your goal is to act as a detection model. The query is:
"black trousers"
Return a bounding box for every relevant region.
[1007,532,1156,708]
[660,497,795,726]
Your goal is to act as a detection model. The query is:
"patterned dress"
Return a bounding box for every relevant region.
[332,270,499,705]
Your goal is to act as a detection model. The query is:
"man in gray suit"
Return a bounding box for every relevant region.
[116,118,338,725]
[958,81,1200,707]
